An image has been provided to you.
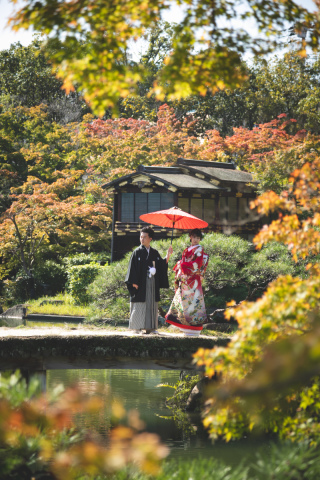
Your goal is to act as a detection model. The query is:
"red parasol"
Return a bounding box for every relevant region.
[140,206,208,243]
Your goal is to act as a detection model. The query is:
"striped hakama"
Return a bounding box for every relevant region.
[129,276,158,330]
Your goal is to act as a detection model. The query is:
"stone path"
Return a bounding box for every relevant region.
[0,326,208,338]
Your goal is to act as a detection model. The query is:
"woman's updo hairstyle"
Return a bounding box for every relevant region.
[189,228,203,240]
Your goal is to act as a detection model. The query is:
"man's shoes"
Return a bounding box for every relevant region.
[144,329,159,335]
[132,329,143,334]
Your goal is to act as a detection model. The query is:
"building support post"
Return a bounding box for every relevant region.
[110,194,116,263]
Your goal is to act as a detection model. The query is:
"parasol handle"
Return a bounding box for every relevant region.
[171,216,175,244]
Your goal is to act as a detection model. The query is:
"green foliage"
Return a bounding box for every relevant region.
[0,370,44,406]
[158,457,249,480]
[27,292,91,317]
[87,252,132,318]
[253,53,320,134]
[64,252,109,268]
[1,272,34,305]
[9,0,318,115]
[164,373,201,437]
[0,38,63,108]
[33,259,67,295]
[67,262,105,305]
[165,374,201,410]
[253,442,320,480]
[110,442,320,480]
[178,52,320,137]
[118,52,320,137]
[0,37,88,123]
[243,242,296,299]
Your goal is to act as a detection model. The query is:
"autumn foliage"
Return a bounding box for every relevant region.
[84,104,200,180]
[0,172,111,282]
[199,114,320,193]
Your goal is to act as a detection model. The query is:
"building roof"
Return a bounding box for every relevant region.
[177,158,236,170]
[176,158,255,183]
[149,173,221,190]
[102,170,223,192]
[186,165,253,183]
[102,158,256,192]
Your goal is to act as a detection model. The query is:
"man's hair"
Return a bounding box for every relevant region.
[141,226,154,239]
[189,228,203,240]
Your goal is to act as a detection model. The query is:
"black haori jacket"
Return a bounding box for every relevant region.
[125,245,169,302]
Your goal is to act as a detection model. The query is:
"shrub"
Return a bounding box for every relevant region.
[243,242,295,299]
[1,278,23,306]
[64,252,110,268]
[87,252,132,318]
[68,262,105,305]
[1,273,35,305]
[33,260,67,295]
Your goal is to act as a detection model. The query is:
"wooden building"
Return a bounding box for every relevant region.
[102,158,260,261]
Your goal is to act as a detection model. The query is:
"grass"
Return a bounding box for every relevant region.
[25,321,81,328]
[26,292,91,317]
[201,328,233,338]
[108,441,320,480]
[20,321,129,330]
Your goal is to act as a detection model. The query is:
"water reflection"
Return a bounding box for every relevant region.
[47,369,186,448]
[47,369,273,463]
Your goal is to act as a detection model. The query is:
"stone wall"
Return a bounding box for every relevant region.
[0,304,27,326]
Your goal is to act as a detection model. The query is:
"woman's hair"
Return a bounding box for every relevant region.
[189,228,203,240]
[141,226,155,239]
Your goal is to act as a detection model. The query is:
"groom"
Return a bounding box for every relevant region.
[125,226,173,334]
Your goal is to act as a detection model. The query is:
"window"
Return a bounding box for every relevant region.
[121,193,134,222]
[148,193,161,213]
[134,193,148,222]
[191,198,203,219]
[161,193,175,210]
[121,192,174,222]
[178,196,216,224]
[239,197,249,220]
[203,199,215,224]
[219,197,228,221]
[178,197,189,212]
[228,197,238,222]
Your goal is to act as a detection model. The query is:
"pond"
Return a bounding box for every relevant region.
[47,368,274,465]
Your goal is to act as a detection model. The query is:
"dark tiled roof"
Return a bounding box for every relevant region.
[102,158,256,191]
[177,157,236,170]
[151,173,221,190]
[137,165,181,174]
[186,166,254,183]
[102,171,223,191]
